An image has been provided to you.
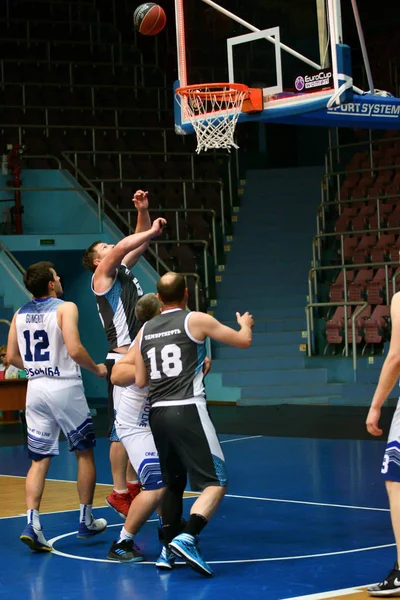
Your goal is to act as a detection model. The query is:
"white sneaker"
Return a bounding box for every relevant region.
[77,516,107,539]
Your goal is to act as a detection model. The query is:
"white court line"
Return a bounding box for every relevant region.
[223,494,390,513]
[48,523,395,565]
[282,584,375,599]
[0,473,390,518]
[220,435,263,444]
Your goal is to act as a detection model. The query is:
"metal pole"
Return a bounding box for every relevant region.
[306,306,312,357]
[350,0,375,94]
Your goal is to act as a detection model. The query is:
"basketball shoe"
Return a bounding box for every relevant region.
[169,533,213,577]
[155,546,176,570]
[127,482,142,501]
[77,516,107,539]
[367,563,400,596]
[105,490,132,519]
[20,523,52,552]
[107,539,143,562]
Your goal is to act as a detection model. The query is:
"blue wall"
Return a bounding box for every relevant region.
[0,170,159,401]
[0,170,103,234]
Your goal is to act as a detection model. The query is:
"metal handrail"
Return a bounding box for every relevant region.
[0,180,205,309]
[326,133,400,173]
[305,300,369,374]
[0,319,11,328]
[313,225,400,270]
[1,16,122,40]
[0,185,104,231]
[321,162,400,206]
[100,180,225,238]
[149,239,210,297]
[0,58,167,90]
[65,152,232,217]
[120,207,218,264]
[21,154,62,169]
[1,104,172,114]
[309,259,398,300]
[59,151,173,278]
[0,240,26,275]
[307,261,399,365]
[317,194,400,242]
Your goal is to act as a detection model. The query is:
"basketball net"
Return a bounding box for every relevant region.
[176,83,248,153]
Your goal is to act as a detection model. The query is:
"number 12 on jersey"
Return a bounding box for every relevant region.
[23,329,50,362]
[147,343,183,379]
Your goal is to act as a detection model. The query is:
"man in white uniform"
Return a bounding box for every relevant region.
[106,293,166,562]
[7,261,108,552]
[366,290,400,596]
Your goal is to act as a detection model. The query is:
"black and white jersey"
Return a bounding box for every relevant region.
[140,308,206,405]
[92,264,144,352]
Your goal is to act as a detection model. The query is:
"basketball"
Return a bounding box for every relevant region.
[133,3,166,36]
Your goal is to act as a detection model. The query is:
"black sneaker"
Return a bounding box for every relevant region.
[107,539,143,563]
[368,563,400,596]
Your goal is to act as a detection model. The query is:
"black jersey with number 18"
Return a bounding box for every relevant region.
[140,308,206,405]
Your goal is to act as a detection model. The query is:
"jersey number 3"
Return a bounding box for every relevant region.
[147,343,183,379]
[23,330,50,362]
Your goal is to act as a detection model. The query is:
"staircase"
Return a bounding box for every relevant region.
[212,166,341,406]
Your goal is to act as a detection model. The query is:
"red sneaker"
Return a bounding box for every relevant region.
[127,482,142,501]
[105,491,132,519]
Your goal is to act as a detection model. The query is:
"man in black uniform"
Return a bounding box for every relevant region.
[134,271,254,576]
[82,190,166,518]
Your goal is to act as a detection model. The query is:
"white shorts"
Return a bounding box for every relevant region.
[115,421,164,491]
[381,397,400,482]
[26,377,95,459]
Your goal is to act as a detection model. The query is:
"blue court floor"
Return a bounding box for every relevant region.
[0,433,394,600]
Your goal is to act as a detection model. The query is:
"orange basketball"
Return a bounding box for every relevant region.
[133,3,166,36]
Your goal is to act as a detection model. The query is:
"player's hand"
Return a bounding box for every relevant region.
[236,311,254,329]
[203,356,212,376]
[133,190,149,213]
[366,406,383,436]
[96,363,108,378]
[151,217,167,237]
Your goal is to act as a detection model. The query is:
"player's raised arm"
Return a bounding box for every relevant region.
[188,311,254,349]
[122,191,152,269]
[6,311,24,369]
[94,217,166,283]
[133,328,149,388]
[58,302,107,377]
[110,344,137,387]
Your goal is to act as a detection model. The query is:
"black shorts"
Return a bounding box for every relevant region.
[149,400,228,492]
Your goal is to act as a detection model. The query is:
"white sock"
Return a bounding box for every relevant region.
[127,480,139,485]
[114,488,128,494]
[79,504,93,525]
[117,526,134,544]
[27,509,41,530]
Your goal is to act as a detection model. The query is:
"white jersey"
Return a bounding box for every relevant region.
[16,297,81,380]
[115,340,149,429]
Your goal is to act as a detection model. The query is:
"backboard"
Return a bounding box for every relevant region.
[173,0,354,137]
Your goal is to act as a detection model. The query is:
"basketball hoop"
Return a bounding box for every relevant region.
[175,83,250,153]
